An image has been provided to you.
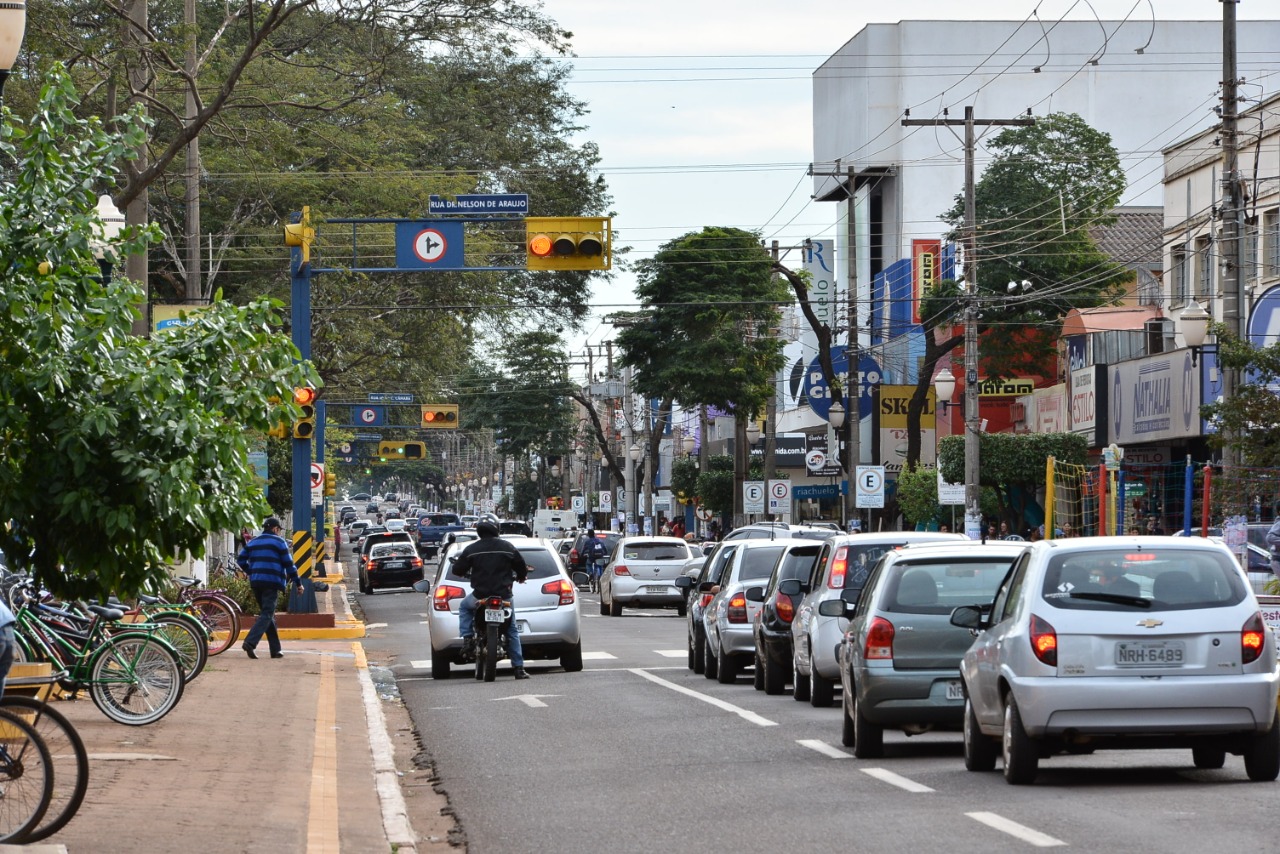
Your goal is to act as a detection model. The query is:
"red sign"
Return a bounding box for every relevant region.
[912,239,941,325]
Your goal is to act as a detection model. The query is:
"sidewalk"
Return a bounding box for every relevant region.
[36,567,438,854]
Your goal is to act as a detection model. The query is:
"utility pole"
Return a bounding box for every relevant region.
[125,0,149,335]
[903,106,1033,539]
[766,241,780,520]
[184,0,201,304]
[1220,0,1242,469]
[845,166,859,531]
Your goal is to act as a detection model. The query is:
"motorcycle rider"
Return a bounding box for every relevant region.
[456,520,531,679]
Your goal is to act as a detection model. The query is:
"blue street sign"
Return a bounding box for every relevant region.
[353,406,385,427]
[792,484,840,500]
[428,194,529,215]
[354,433,382,441]
[368,393,415,403]
[803,345,883,423]
[394,221,465,270]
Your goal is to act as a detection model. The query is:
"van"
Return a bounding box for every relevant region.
[532,510,573,540]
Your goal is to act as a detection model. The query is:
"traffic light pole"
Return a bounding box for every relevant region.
[289,224,319,610]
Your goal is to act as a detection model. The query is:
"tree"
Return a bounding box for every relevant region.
[938,432,1087,530]
[1202,324,1280,467]
[0,69,315,599]
[895,466,944,529]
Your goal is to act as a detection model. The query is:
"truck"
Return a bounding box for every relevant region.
[532,510,574,540]
[416,512,467,559]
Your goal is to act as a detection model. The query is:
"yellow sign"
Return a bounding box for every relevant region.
[978,378,1035,397]
[152,304,211,335]
[877,385,936,429]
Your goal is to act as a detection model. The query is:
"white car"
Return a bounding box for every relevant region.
[599,536,696,616]
[422,539,582,678]
[954,536,1280,784]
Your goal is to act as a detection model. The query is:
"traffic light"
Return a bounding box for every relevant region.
[377,441,426,460]
[525,217,611,271]
[421,404,459,429]
[292,386,317,439]
[283,206,316,265]
[324,471,336,496]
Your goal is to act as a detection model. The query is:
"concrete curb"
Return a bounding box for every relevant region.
[354,642,419,853]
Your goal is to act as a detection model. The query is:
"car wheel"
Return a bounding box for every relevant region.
[609,598,623,617]
[687,632,696,669]
[560,640,583,673]
[716,643,737,684]
[1002,695,1039,785]
[359,574,371,595]
[841,689,856,747]
[676,602,687,618]
[693,628,706,675]
[763,650,787,696]
[430,648,451,680]
[810,671,834,708]
[752,650,764,691]
[599,599,609,617]
[704,634,720,680]
[792,661,811,702]
[850,688,884,759]
[1245,711,1280,782]
[964,697,998,772]
[1192,745,1226,770]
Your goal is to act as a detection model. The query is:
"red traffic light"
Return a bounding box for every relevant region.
[528,233,554,258]
[293,386,317,407]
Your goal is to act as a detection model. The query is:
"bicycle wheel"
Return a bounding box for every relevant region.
[190,595,239,656]
[0,707,53,844]
[146,614,208,684]
[88,633,185,726]
[0,696,87,842]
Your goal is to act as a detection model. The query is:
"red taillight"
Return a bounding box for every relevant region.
[775,595,795,624]
[433,584,465,612]
[411,557,423,568]
[865,616,895,659]
[829,546,848,589]
[1030,614,1058,666]
[570,549,579,563]
[543,579,576,606]
[1243,612,1266,664]
[699,593,714,609]
[727,593,748,623]
[614,564,631,576]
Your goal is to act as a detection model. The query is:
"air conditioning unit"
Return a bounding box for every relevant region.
[1010,402,1026,423]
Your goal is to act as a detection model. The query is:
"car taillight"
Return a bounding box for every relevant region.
[570,549,579,563]
[699,593,714,609]
[775,595,795,623]
[727,593,748,623]
[542,579,576,605]
[865,616,895,659]
[411,557,423,568]
[828,546,848,589]
[1243,612,1266,664]
[433,584,465,611]
[614,564,631,576]
[1030,614,1057,666]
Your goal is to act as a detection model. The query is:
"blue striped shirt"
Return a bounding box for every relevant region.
[236,532,300,591]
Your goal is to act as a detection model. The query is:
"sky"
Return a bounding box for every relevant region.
[535,0,1280,379]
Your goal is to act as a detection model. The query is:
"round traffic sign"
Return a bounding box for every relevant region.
[695,505,713,521]
[412,228,448,263]
[745,484,764,501]
[310,463,324,489]
[770,481,789,499]
[857,468,884,495]
[339,442,351,454]
[358,407,378,424]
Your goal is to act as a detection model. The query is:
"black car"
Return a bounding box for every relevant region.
[568,530,622,574]
[359,542,423,593]
[365,501,380,513]
[749,541,823,695]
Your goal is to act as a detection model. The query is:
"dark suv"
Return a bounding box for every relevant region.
[568,530,622,574]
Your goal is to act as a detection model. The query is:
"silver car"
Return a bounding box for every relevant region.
[423,538,582,678]
[600,536,696,616]
[953,536,1280,784]
[826,541,1022,758]
[677,541,743,674]
[792,531,966,707]
[704,540,795,684]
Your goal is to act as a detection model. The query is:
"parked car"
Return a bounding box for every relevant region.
[749,540,824,694]
[703,539,796,683]
[422,539,583,678]
[725,522,841,543]
[599,537,697,617]
[952,536,1280,784]
[791,531,967,707]
[359,541,424,594]
[827,541,1021,757]
[678,541,744,674]
[568,530,623,575]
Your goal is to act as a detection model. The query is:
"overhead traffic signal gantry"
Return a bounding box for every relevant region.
[292,386,317,439]
[420,404,459,429]
[525,216,611,271]
[377,441,427,461]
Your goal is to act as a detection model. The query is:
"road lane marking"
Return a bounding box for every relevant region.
[582,651,618,660]
[797,739,851,759]
[654,649,686,658]
[966,812,1066,848]
[409,660,432,669]
[629,669,777,727]
[492,694,561,708]
[861,767,934,793]
[365,622,388,629]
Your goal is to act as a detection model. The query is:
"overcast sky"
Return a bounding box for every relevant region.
[536,0,1280,372]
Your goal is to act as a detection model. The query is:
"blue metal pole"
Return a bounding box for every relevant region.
[289,217,318,611]
[1117,470,1126,535]
[314,399,326,577]
[1182,455,1193,536]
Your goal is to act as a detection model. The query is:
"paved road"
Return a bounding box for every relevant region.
[359,579,1278,854]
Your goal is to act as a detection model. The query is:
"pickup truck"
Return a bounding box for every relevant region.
[417,512,466,559]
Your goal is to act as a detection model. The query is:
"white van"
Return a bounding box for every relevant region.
[532,510,574,540]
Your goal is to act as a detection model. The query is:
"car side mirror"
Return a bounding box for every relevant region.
[571,571,590,588]
[949,605,987,631]
[777,579,802,597]
[674,575,692,590]
[412,579,432,594]
[744,586,764,602]
[817,599,850,618]
[840,588,860,604]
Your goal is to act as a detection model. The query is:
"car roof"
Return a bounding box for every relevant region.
[616,536,691,544]
[831,531,967,545]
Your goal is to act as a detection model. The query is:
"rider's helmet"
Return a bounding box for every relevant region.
[476,520,500,538]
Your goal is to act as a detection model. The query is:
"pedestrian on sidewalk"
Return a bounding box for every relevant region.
[236,516,302,660]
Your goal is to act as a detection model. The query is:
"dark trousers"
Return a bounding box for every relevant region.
[244,583,282,655]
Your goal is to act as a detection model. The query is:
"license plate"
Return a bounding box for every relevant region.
[644,585,668,595]
[383,561,406,570]
[484,608,505,621]
[945,680,964,701]
[1116,640,1185,666]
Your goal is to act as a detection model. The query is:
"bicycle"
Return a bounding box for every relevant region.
[0,705,54,843]
[164,577,242,656]
[0,695,87,842]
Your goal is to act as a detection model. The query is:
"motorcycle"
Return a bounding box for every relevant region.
[474,595,513,683]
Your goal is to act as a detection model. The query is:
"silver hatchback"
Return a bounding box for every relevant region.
[704,540,794,684]
[953,536,1280,784]
[600,536,696,616]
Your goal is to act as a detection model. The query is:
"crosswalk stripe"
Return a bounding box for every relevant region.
[653,649,686,658]
[409,660,432,669]
[582,651,618,660]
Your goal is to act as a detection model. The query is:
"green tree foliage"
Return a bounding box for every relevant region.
[895,466,944,528]
[694,455,763,517]
[0,70,314,599]
[617,227,789,417]
[938,432,1087,530]
[671,457,700,507]
[1202,324,1280,467]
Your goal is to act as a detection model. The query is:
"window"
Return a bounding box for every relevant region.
[1265,209,1280,278]
[1171,244,1188,303]
[1195,234,1212,299]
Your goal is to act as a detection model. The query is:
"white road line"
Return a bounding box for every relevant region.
[582,651,618,660]
[629,669,777,727]
[654,649,686,658]
[365,622,388,629]
[966,812,1066,848]
[860,767,934,793]
[797,739,851,759]
[409,660,432,669]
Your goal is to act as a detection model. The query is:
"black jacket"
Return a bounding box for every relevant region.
[455,535,529,599]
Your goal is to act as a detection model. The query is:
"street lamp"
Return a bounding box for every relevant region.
[91,194,126,281]
[933,367,957,415]
[1181,300,1211,365]
[629,442,642,462]
[550,463,560,478]
[745,420,761,444]
[681,434,696,456]
[0,0,25,99]
[828,400,845,429]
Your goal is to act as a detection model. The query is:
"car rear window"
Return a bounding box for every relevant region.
[619,542,690,561]
[426,514,460,526]
[881,558,1013,615]
[371,544,416,559]
[740,546,788,581]
[1040,548,1248,611]
[445,548,562,581]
